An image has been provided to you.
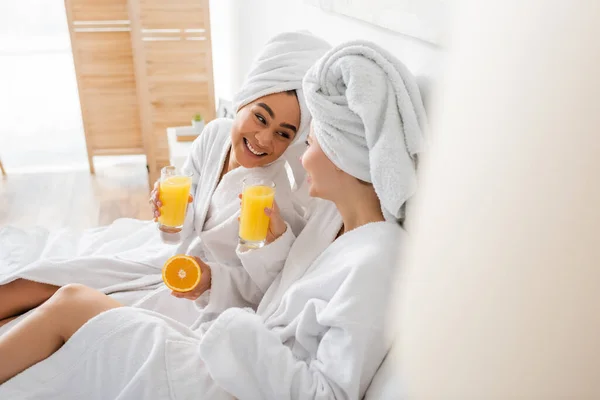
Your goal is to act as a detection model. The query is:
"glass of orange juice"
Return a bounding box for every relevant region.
[239,178,276,248]
[158,166,192,233]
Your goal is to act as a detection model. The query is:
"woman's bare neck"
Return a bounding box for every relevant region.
[217,148,239,185]
[335,190,385,235]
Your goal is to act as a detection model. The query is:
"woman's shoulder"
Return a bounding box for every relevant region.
[193,118,234,148]
[205,117,234,131]
[346,222,406,251]
[335,222,406,272]
[312,222,404,321]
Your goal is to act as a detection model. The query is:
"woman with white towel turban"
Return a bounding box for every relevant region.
[0,31,331,333]
[0,40,427,400]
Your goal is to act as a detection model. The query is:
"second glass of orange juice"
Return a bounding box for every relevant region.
[239,178,275,248]
[158,166,192,233]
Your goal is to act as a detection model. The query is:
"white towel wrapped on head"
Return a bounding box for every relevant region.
[233,31,331,188]
[233,31,331,143]
[303,41,428,219]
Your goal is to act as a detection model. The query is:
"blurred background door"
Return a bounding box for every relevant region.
[0,0,88,172]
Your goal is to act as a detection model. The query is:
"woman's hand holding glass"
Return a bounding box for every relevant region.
[149,180,193,222]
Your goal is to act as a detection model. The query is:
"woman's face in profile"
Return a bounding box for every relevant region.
[301,127,341,200]
[230,91,300,168]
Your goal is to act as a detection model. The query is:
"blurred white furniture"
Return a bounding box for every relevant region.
[166,127,196,171]
[364,349,403,399]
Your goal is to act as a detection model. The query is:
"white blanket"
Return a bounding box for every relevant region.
[0,199,405,400]
[0,118,303,334]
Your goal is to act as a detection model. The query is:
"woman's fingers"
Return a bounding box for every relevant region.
[150,181,162,220]
[170,290,197,300]
[238,195,284,242]
[265,201,282,222]
[169,256,212,301]
[151,196,161,218]
[151,191,162,207]
[171,289,200,300]
[265,201,286,243]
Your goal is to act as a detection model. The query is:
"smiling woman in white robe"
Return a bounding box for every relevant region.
[0,40,428,400]
[0,31,331,334]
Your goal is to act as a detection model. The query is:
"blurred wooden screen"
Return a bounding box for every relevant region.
[65,0,143,174]
[65,0,215,181]
[128,0,216,182]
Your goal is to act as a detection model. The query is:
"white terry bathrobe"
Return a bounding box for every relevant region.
[126,31,332,327]
[0,118,298,332]
[132,118,306,326]
[0,41,427,399]
[0,31,331,334]
[0,200,406,400]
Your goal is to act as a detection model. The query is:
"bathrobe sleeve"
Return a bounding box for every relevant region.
[196,224,296,322]
[235,222,296,293]
[199,307,381,400]
[199,245,394,400]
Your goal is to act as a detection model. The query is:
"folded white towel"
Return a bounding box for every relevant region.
[303,41,428,219]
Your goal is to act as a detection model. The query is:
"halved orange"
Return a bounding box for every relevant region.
[162,255,201,293]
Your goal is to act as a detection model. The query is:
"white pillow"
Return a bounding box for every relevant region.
[363,345,405,399]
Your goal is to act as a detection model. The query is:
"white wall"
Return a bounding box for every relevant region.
[209,0,444,104]
[399,0,600,396]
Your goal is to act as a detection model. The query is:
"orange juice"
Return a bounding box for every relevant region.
[239,184,275,246]
[158,175,191,230]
